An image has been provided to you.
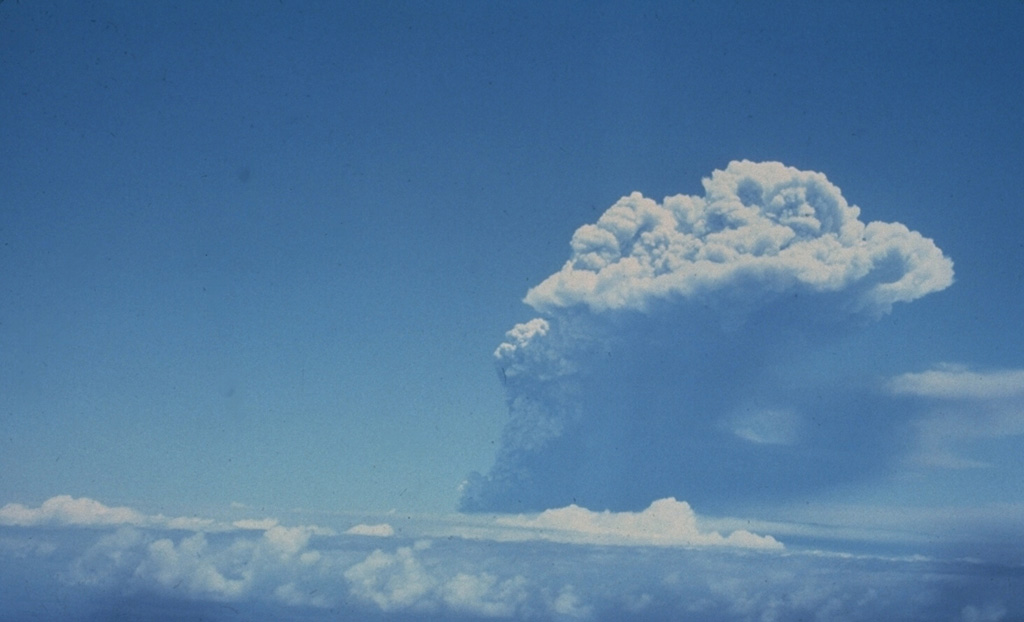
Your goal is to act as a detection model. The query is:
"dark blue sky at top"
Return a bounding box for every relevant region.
[1,0,1023,519]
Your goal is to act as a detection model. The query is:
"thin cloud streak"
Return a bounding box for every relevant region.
[890,364,1024,400]
[346,523,397,537]
[0,495,334,535]
[889,365,1024,470]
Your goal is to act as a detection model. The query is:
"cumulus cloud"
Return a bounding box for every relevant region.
[2,495,1022,621]
[62,516,331,608]
[462,161,953,513]
[889,365,1024,469]
[550,585,592,619]
[494,498,782,550]
[0,495,146,527]
[136,532,250,600]
[525,160,952,315]
[345,544,435,611]
[344,540,529,617]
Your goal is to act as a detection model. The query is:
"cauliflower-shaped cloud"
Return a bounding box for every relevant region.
[0,495,146,527]
[525,160,953,316]
[496,497,782,550]
[344,540,529,617]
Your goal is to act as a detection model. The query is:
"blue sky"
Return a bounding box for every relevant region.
[2,1,1024,620]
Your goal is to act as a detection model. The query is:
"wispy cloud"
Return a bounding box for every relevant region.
[0,495,333,535]
[345,522,396,537]
[890,364,1024,401]
[889,365,1024,469]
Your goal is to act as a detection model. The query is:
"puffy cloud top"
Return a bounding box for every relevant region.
[0,495,145,527]
[497,497,782,550]
[474,162,956,514]
[525,161,953,315]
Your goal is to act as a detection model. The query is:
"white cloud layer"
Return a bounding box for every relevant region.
[1,495,1022,621]
[495,497,782,550]
[0,495,333,536]
[524,160,953,315]
[0,495,146,527]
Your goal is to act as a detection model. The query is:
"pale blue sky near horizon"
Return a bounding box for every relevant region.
[2,0,1023,525]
